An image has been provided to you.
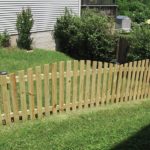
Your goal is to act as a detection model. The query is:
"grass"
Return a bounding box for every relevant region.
[0,99,150,150]
[0,47,71,73]
[0,47,149,149]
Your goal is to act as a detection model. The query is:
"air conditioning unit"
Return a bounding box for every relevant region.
[116,15,131,32]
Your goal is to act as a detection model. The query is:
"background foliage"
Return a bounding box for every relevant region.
[116,0,150,23]
[127,23,150,61]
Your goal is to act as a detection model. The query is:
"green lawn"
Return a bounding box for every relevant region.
[0,99,150,150]
[0,48,71,73]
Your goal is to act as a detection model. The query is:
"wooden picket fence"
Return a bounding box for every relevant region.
[0,59,150,125]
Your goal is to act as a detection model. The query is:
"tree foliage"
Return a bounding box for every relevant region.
[116,0,150,23]
[127,23,150,61]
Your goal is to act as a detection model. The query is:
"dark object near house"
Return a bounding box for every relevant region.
[117,37,129,64]
[81,0,118,17]
[116,16,131,32]
[0,71,7,75]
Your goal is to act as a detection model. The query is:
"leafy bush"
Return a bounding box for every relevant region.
[54,9,116,62]
[16,8,34,50]
[116,0,150,23]
[127,23,150,61]
[0,30,10,47]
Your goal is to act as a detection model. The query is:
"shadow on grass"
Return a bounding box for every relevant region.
[111,124,150,150]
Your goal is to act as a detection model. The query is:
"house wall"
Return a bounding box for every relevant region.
[10,31,56,50]
[0,0,81,50]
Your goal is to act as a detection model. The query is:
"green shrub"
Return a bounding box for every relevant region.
[16,8,34,50]
[0,30,10,47]
[127,23,150,61]
[54,9,116,62]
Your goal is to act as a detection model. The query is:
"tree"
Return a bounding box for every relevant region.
[16,8,34,50]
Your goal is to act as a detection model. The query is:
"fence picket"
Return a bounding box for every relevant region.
[84,60,91,108]
[9,73,19,121]
[129,61,137,101]
[133,61,141,101]
[0,108,2,125]
[91,61,97,106]
[137,60,145,100]
[66,61,72,111]
[51,63,57,114]
[116,65,123,103]
[79,61,85,108]
[111,64,118,103]
[102,63,108,104]
[27,68,35,120]
[145,60,150,98]
[120,63,128,102]
[73,60,78,110]
[59,61,65,112]
[125,62,132,102]
[35,66,42,118]
[106,63,113,104]
[44,64,50,116]
[96,62,102,106]
[142,60,149,99]
[0,75,11,124]
[18,70,27,121]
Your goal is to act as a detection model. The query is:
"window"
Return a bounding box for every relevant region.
[81,0,116,6]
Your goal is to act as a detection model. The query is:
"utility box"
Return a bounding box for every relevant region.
[116,15,131,32]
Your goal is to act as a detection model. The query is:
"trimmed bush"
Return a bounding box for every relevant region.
[16,8,34,50]
[54,9,116,62]
[0,30,10,47]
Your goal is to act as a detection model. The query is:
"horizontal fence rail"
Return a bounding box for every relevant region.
[0,59,150,125]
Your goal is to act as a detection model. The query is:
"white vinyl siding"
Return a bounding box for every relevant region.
[0,0,80,35]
